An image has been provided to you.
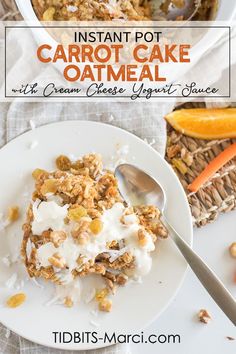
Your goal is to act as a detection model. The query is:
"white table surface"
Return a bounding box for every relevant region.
[131,210,236,354]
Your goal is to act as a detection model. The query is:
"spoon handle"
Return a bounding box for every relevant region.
[163,217,236,326]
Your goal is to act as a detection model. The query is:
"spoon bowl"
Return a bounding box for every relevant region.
[115,163,166,209]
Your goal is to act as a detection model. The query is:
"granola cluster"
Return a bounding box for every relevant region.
[22,153,167,310]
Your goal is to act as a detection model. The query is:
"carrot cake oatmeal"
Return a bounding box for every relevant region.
[32,0,153,21]
[21,153,168,311]
[32,0,218,21]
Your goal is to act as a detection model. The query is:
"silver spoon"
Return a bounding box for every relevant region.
[152,0,201,21]
[115,163,236,326]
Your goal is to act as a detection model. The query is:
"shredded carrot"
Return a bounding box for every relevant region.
[188,142,236,193]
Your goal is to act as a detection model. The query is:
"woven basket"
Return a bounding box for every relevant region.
[166,103,236,227]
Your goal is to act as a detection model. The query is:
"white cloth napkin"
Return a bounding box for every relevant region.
[0,100,173,354]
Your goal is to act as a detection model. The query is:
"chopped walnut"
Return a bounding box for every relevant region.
[87,208,102,219]
[71,219,91,244]
[8,206,20,222]
[181,148,193,166]
[106,240,119,250]
[41,230,51,243]
[103,271,116,282]
[48,253,66,269]
[116,273,128,286]
[229,243,236,258]
[135,205,160,219]
[104,278,116,293]
[198,309,211,324]
[76,232,90,245]
[154,223,168,239]
[50,231,67,247]
[167,144,181,159]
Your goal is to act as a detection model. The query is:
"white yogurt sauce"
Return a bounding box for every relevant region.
[32,200,68,235]
[33,201,156,280]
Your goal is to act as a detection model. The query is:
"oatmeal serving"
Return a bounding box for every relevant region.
[32,0,153,21]
[22,153,168,311]
[32,0,218,21]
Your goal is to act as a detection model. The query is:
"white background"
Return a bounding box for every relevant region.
[132,210,236,354]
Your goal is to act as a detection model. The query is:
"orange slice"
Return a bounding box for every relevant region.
[165,108,236,140]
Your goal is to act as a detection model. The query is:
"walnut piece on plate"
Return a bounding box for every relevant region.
[198,309,211,324]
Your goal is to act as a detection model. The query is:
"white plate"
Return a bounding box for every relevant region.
[0,121,192,350]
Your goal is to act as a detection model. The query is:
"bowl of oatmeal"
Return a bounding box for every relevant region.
[0,120,192,350]
[15,0,236,23]
[17,0,222,22]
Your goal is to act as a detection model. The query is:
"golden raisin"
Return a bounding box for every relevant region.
[64,296,73,308]
[41,179,58,195]
[42,7,55,21]
[89,218,103,235]
[95,288,109,302]
[6,293,26,308]
[56,155,71,171]
[229,242,236,258]
[8,206,20,222]
[32,168,47,180]
[68,206,87,221]
[99,299,112,312]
